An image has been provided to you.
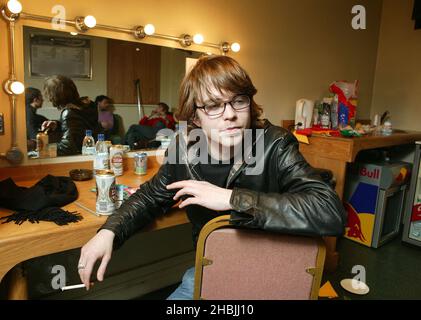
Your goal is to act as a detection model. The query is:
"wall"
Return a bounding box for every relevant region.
[23,27,107,121]
[371,0,421,131]
[0,0,383,167]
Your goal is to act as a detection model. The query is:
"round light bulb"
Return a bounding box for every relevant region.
[70,32,78,36]
[10,81,25,95]
[84,15,96,28]
[7,0,22,14]
[193,34,204,45]
[144,24,155,36]
[231,42,241,53]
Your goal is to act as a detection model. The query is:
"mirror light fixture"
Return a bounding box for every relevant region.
[75,15,96,32]
[179,34,193,47]
[18,11,240,54]
[221,41,241,54]
[1,0,24,164]
[1,0,22,21]
[193,34,204,45]
[4,80,25,95]
[133,24,155,39]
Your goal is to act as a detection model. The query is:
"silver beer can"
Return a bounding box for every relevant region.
[134,152,147,175]
[95,170,116,215]
[110,145,124,176]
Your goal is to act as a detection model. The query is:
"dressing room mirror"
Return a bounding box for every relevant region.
[23,26,203,158]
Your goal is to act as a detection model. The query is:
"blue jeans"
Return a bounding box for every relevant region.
[166,267,195,300]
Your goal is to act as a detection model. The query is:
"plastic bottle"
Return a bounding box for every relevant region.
[382,120,393,136]
[330,95,339,130]
[94,133,110,171]
[320,103,331,129]
[82,130,96,155]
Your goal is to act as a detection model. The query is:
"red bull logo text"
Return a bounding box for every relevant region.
[359,167,380,180]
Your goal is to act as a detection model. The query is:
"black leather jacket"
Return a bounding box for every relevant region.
[100,120,346,249]
[57,103,100,156]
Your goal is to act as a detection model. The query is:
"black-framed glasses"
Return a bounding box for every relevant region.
[195,94,251,118]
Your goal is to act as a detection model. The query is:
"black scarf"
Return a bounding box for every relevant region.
[0,175,82,225]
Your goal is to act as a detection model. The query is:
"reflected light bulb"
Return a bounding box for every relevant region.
[84,15,96,28]
[144,24,155,35]
[7,0,22,14]
[231,42,241,53]
[70,32,78,36]
[10,81,25,95]
[193,34,204,45]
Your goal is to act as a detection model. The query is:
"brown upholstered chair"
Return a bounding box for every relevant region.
[194,215,326,300]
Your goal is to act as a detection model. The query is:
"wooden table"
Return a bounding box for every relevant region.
[298,130,421,199]
[297,130,421,271]
[0,161,189,299]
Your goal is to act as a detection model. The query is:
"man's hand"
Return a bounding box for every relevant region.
[166,180,233,211]
[41,120,57,132]
[78,229,115,290]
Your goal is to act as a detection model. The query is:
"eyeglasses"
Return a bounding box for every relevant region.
[195,94,251,118]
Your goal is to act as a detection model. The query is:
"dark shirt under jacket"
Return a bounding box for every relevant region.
[26,103,48,140]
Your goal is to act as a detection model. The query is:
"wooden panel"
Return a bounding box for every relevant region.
[107,40,161,104]
[107,40,135,104]
[133,42,161,105]
[300,136,353,162]
[281,120,295,130]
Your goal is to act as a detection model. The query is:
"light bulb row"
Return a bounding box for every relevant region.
[1,0,241,96]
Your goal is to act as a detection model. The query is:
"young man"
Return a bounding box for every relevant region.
[25,87,48,150]
[78,55,345,299]
[124,102,176,149]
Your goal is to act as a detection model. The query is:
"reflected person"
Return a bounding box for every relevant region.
[25,87,48,151]
[43,75,101,156]
[124,102,175,149]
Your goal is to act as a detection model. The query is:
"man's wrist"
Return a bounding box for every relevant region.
[98,228,115,240]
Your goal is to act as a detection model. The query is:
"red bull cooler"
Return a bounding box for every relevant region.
[344,160,411,248]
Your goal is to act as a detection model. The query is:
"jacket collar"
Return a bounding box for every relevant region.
[178,120,269,186]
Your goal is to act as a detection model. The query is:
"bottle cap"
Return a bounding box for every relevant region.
[86,129,92,136]
[97,133,105,141]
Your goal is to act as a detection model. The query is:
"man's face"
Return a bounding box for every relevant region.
[194,88,251,150]
[33,96,43,109]
[156,105,166,115]
[98,99,110,111]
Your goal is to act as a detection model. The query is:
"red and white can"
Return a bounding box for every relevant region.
[110,145,124,176]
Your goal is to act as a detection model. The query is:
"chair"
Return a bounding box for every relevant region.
[194,215,326,300]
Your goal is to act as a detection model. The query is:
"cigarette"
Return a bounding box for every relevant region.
[61,283,94,291]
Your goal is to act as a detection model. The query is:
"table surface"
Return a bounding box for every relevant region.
[0,167,189,283]
[300,130,421,163]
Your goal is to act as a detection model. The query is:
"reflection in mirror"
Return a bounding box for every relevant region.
[23,26,202,158]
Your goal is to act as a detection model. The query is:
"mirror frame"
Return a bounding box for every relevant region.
[3,8,235,165]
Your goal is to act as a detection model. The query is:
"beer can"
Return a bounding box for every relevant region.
[36,131,49,159]
[110,145,124,176]
[134,152,147,175]
[95,170,116,215]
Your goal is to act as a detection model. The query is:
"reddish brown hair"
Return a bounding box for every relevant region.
[43,75,81,109]
[176,55,263,130]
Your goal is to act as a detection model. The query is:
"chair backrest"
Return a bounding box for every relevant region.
[194,215,326,300]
